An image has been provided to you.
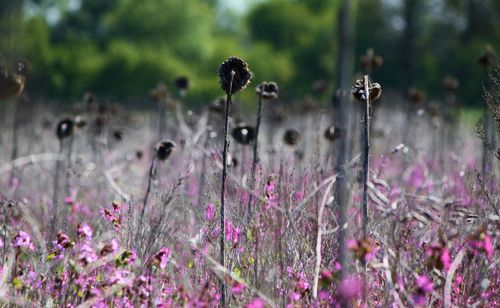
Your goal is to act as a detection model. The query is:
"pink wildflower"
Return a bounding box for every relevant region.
[77,223,93,238]
[231,281,245,295]
[469,228,493,259]
[100,239,119,256]
[154,247,171,269]
[12,230,35,250]
[264,176,278,209]
[205,203,215,221]
[413,275,433,306]
[78,243,98,265]
[246,297,265,308]
[339,275,363,300]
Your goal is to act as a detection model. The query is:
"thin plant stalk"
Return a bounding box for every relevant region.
[248,92,263,221]
[50,139,64,235]
[220,70,235,307]
[197,111,212,208]
[361,75,371,238]
[361,74,371,303]
[158,102,166,140]
[9,100,20,186]
[140,153,156,224]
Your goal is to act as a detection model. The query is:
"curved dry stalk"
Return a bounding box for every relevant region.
[444,249,465,308]
[0,153,64,175]
[312,176,336,298]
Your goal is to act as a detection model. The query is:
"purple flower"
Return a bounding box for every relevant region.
[77,223,93,239]
[231,282,245,295]
[264,176,278,209]
[100,239,119,256]
[413,275,433,306]
[78,244,98,266]
[12,230,35,250]
[339,276,363,300]
[205,203,215,221]
[154,247,171,269]
[246,298,265,308]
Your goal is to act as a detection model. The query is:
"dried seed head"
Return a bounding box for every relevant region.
[312,79,329,94]
[351,78,382,102]
[478,45,498,68]
[442,75,459,92]
[175,76,189,91]
[232,123,255,145]
[284,129,300,146]
[218,56,252,95]
[56,118,74,140]
[155,140,176,161]
[407,87,426,104]
[324,125,341,142]
[74,116,87,129]
[267,105,286,123]
[256,81,279,100]
[83,91,96,105]
[360,48,383,72]
[209,97,226,113]
[136,150,143,160]
[113,130,123,141]
[16,60,30,77]
[298,96,319,112]
[149,83,170,102]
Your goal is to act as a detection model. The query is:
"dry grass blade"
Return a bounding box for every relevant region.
[0,153,64,175]
[444,249,465,308]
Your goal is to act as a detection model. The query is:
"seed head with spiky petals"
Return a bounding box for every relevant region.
[218,57,252,95]
[155,140,176,161]
[256,81,279,100]
[351,79,382,102]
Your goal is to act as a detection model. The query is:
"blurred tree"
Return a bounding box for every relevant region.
[247,0,336,96]
[401,0,423,92]
[0,0,26,62]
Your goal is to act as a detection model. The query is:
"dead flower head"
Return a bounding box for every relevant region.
[352,78,382,102]
[155,140,176,161]
[218,56,252,95]
[256,81,279,100]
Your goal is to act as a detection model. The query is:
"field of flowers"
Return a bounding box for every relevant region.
[0,58,498,307]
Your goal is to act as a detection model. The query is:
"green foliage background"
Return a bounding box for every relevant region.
[1,0,499,106]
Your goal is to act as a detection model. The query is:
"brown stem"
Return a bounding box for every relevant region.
[220,70,235,307]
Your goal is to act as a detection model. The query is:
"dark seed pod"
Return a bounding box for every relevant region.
[155,140,176,161]
[312,79,329,94]
[232,123,255,145]
[218,56,252,95]
[149,83,170,102]
[351,79,382,102]
[267,105,286,123]
[478,45,497,68]
[324,125,341,142]
[256,81,279,100]
[284,129,300,146]
[209,97,225,113]
[407,87,426,104]
[442,75,459,92]
[136,150,143,160]
[16,60,29,77]
[175,76,189,91]
[74,116,87,129]
[360,48,383,72]
[113,130,123,141]
[83,91,96,105]
[56,118,74,140]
